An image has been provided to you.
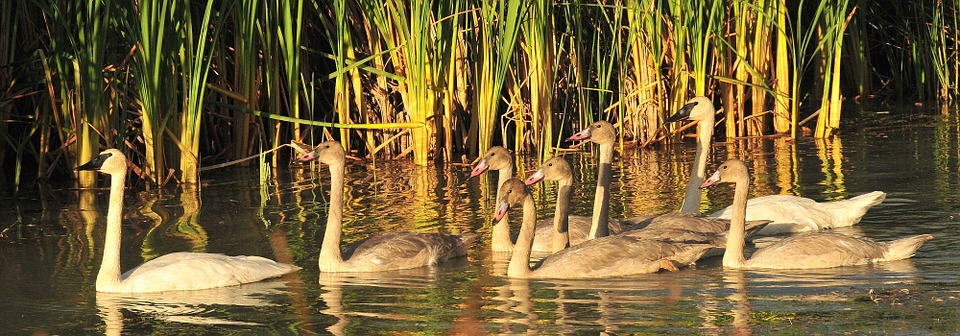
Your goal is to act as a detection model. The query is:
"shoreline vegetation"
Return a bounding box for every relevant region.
[0,0,958,188]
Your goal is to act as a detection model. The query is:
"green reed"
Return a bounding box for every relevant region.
[7,0,960,187]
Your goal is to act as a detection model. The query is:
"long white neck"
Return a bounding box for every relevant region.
[96,171,126,291]
[723,178,749,269]
[551,177,573,252]
[319,163,346,271]
[589,143,613,239]
[508,195,537,278]
[680,117,714,214]
[492,166,515,252]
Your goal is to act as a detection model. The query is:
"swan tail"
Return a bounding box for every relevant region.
[743,220,773,238]
[446,233,479,259]
[828,191,886,228]
[882,234,933,261]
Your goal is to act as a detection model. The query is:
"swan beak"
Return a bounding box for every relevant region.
[700,170,722,188]
[664,101,697,124]
[469,160,489,178]
[76,153,112,171]
[493,200,509,223]
[567,128,591,141]
[524,170,544,186]
[298,150,319,162]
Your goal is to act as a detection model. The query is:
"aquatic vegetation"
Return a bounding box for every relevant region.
[1,0,959,185]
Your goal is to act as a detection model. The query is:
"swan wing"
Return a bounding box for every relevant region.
[712,195,827,234]
[532,215,623,252]
[118,252,299,293]
[642,212,730,233]
[534,236,713,278]
[345,232,473,271]
[745,232,886,269]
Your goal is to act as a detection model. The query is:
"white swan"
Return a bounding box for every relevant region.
[494,178,715,278]
[300,141,476,272]
[667,96,887,234]
[701,159,932,269]
[76,149,300,293]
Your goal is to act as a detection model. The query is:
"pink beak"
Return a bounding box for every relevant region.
[469,160,489,178]
[493,200,510,223]
[524,170,545,186]
[567,128,591,141]
[298,151,319,162]
[700,170,722,188]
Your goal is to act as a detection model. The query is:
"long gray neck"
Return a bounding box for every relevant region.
[551,177,573,252]
[589,143,613,239]
[492,166,515,252]
[723,178,749,268]
[319,163,346,270]
[680,118,714,214]
[508,195,537,278]
[96,171,126,291]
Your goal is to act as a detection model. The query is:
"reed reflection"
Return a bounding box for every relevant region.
[816,135,846,198]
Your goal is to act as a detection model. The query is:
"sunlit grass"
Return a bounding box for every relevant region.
[4,0,960,185]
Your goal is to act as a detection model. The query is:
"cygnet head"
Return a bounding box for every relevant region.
[700,159,749,188]
[470,146,513,178]
[76,149,128,175]
[524,157,572,186]
[665,96,716,123]
[299,141,346,165]
[494,178,531,222]
[567,120,617,145]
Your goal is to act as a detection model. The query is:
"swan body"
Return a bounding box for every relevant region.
[667,96,886,234]
[524,156,747,253]
[496,179,715,279]
[76,149,299,293]
[301,141,475,273]
[701,159,932,270]
[710,191,887,235]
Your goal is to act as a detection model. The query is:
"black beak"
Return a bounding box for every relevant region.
[76,153,113,171]
[664,101,698,124]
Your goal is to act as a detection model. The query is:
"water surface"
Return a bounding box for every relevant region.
[2,110,959,334]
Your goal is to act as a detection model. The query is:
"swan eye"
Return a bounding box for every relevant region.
[692,101,699,106]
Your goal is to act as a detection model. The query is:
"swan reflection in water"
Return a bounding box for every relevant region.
[96,279,294,335]
[317,261,469,336]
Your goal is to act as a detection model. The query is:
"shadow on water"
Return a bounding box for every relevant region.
[2,111,960,334]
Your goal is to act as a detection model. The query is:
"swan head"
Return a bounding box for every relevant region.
[700,159,749,188]
[494,178,530,222]
[299,141,345,165]
[76,149,127,175]
[524,157,572,186]
[666,96,716,124]
[567,120,616,145]
[470,146,513,178]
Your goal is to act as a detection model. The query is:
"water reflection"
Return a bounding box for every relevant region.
[96,279,290,332]
[3,111,960,334]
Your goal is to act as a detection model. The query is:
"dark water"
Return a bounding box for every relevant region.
[2,110,960,335]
